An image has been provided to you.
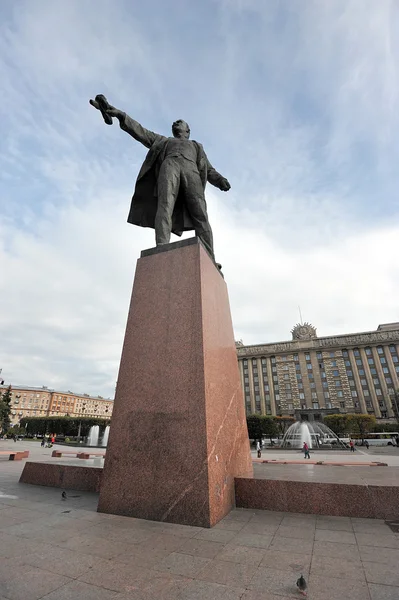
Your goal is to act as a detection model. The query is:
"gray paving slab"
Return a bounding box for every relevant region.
[1,439,398,599]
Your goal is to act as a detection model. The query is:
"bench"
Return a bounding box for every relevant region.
[51,450,105,459]
[0,450,30,461]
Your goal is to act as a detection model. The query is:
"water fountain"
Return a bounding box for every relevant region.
[281,420,348,449]
[87,425,100,446]
[101,426,110,447]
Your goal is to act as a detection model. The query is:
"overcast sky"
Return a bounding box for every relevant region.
[1,0,398,398]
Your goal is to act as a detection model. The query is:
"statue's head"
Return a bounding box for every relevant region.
[172,119,190,139]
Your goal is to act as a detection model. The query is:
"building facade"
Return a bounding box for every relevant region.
[0,385,114,426]
[237,322,399,421]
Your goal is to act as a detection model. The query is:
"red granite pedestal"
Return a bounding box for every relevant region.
[97,237,252,527]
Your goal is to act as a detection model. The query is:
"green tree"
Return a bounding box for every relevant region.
[323,414,349,436]
[20,416,110,437]
[261,416,279,442]
[0,386,12,433]
[391,389,399,422]
[347,414,376,442]
[246,415,263,441]
[274,416,295,436]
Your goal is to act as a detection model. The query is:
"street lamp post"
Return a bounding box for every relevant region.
[77,403,86,443]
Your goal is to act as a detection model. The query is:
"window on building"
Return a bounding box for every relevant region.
[373,378,379,385]
[359,369,365,375]
[394,357,399,363]
[340,401,345,408]
[383,367,389,374]
[356,359,362,366]
[284,374,289,380]
[308,373,314,380]
[254,385,259,392]
[299,393,305,400]
[272,367,277,373]
[380,357,387,364]
[264,384,269,391]
[316,352,322,359]
[347,370,353,377]
[322,382,328,388]
[368,358,374,365]
[376,388,382,396]
[261,358,266,364]
[345,360,351,367]
[349,380,356,387]
[296,364,301,371]
[386,377,392,384]
[351,391,358,397]
[329,352,335,357]
[370,368,377,375]
[307,363,312,370]
[319,362,324,369]
[285,384,291,390]
[271,357,276,364]
[324,391,330,398]
[286,393,292,399]
[311,392,318,399]
[298,383,303,389]
[331,360,337,367]
[254,377,259,383]
[288,403,293,410]
[342,350,348,357]
[294,354,299,362]
[333,370,339,377]
[275,394,280,401]
[377,347,384,355]
[354,349,360,357]
[305,353,310,360]
[335,380,342,387]
[313,402,319,409]
[337,391,344,397]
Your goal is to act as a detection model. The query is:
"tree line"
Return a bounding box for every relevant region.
[19,416,110,437]
[247,411,399,442]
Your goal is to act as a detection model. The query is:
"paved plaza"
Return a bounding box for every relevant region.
[1,441,399,599]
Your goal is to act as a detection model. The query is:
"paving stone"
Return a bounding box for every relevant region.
[269,535,313,554]
[179,538,226,559]
[316,516,353,531]
[78,562,152,593]
[311,555,365,581]
[197,558,258,588]
[179,579,242,600]
[313,540,360,560]
[352,521,396,534]
[315,528,357,544]
[238,521,280,535]
[58,533,132,558]
[308,574,370,600]
[230,532,273,549]
[280,515,316,528]
[363,561,399,586]
[0,566,70,600]
[260,549,311,572]
[277,525,315,540]
[115,572,190,600]
[40,580,120,600]
[21,545,113,578]
[249,566,302,597]
[154,552,211,577]
[359,545,399,565]
[214,544,264,565]
[368,583,399,600]
[241,592,296,600]
[355,533,399,549]
[194,528,238,543]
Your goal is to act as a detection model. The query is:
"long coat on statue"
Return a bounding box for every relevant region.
[119,114,226,236]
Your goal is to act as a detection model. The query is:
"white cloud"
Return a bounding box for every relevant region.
[0,0,398,396]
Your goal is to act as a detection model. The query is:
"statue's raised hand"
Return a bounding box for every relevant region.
[89,94,116,125]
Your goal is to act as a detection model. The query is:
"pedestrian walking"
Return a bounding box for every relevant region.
[365,440,369,450]
[303,442,310,459]
[349,439,355,452]
[256,441,262,458]
[41,438,45,447]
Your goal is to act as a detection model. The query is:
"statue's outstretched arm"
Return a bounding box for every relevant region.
[89,95,161,148]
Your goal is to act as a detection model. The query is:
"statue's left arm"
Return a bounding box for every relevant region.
[201,148,230,191]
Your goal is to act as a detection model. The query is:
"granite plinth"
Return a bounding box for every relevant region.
[20,461,102,492]
[98,237,252,527]
[235,464,399,520]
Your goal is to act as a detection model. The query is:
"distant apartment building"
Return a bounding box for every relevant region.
[237,322,399,421]
[0,385,114,426]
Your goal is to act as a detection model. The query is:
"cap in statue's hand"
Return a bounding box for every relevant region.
[89,94,113,125]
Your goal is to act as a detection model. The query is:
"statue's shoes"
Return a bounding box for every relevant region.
[89,94,113,125]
